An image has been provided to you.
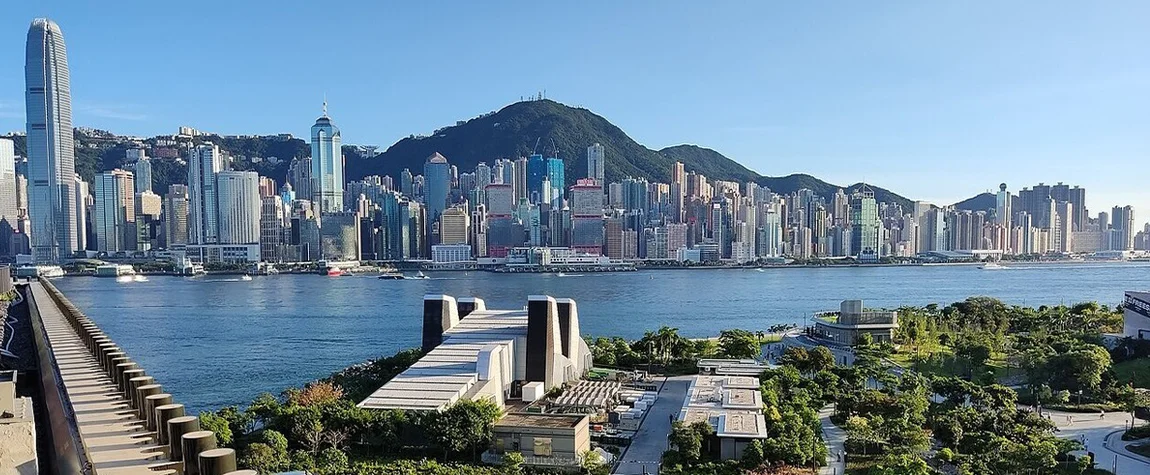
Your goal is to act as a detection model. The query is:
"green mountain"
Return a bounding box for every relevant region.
[6,99,914,209]
[348,99,913,208]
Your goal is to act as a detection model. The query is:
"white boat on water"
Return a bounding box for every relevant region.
[240,274,253,281]
[410,271,429,279]
[15,265,66,278]
[979,262,1007,270]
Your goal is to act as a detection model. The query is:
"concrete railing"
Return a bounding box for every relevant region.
[25,280,92,475]
[36,278,249,475]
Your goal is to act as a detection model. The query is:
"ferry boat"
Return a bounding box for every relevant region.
[325,266,343,277]
[96,264,136,277]
[176,257,205,276]
[14,265,66,278]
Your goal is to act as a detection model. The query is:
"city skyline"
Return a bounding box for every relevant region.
[1,3,1148,214]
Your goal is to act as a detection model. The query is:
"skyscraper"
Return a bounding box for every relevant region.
[546,156,565,205]
[310,101,344,213]
[423,153,452,244]
[0,138,17,256]
[188,144,223,244]
[26,18,79,262]
[1111,205,1135,251]
[527,154,547,203]
[215,171,261,245]
[92,169,135,252]
[134,155,152,194]
[850,185,880,260]
[587,143,605,184]
[164,184,189,247]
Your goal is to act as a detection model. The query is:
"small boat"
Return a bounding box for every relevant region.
[132,275,148,282]
[326,266,343,277]
[378,273,405,280]
[556,272,568,277]
[240,274,253,281]
[409,271,429,280]
[979,262,1007,270]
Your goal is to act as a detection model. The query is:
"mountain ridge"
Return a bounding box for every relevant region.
[346,99,915,209]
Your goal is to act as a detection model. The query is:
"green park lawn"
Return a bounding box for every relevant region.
[1111,358,1150,389]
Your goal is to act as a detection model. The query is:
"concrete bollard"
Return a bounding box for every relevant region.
[119,369,146,394]
[113,362,138,387]
[126,376,155,408]
[108,357,131,381]
[181,430,217,475]
[155,404,186,446]
[135,384,162,420]
[96,344,118,367]
[144,394,174,432]
[197,448,237,475]
[102,351,126,374]
[167,415,200,461]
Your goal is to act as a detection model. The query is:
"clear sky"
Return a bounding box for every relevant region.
[4,1,1148,219]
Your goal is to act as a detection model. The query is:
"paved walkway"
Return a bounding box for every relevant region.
[614,376,691,475]
[819,405,847,475]
[31,282,172,475]
[1044,408,1150,474]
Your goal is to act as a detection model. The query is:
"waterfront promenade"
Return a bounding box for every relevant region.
[27,281,175,474]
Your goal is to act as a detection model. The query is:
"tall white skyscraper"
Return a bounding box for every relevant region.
[188,144,223,244]
[215,170,261,244]
[26,18,79,262]
[586,143,605,184]
[311,101,344,213]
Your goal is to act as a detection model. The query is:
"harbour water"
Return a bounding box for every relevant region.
[53,262,1150,412]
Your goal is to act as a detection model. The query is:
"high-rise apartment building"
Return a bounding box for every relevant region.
[587,143,605,184]
[26,18,80,262]
[1111,205,1135,251]
[188,144,222,244]
[310,102,344,213]
[215,171,261,244]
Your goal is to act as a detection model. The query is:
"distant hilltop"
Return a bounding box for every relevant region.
[5,97,970,209]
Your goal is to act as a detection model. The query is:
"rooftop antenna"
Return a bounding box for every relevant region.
[322,93,328,117]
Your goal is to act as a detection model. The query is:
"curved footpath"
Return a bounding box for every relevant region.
[1043,408,1150,474]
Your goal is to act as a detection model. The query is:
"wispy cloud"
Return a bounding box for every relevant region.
[0,101,22,119]
[725,125,789,134]
[75,101,148,121]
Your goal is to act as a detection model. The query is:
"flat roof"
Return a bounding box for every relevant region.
[497,412,587,429]
[358,308,529,410]
[678,375,768,439]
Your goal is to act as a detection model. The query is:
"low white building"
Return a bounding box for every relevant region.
[358,294,592,412]
[678,375,768,460]
[432,244,473,264]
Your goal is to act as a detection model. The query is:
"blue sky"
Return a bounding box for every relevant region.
[4,1,1148,218]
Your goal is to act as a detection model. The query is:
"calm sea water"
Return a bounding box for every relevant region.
[52,262,1150,413]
